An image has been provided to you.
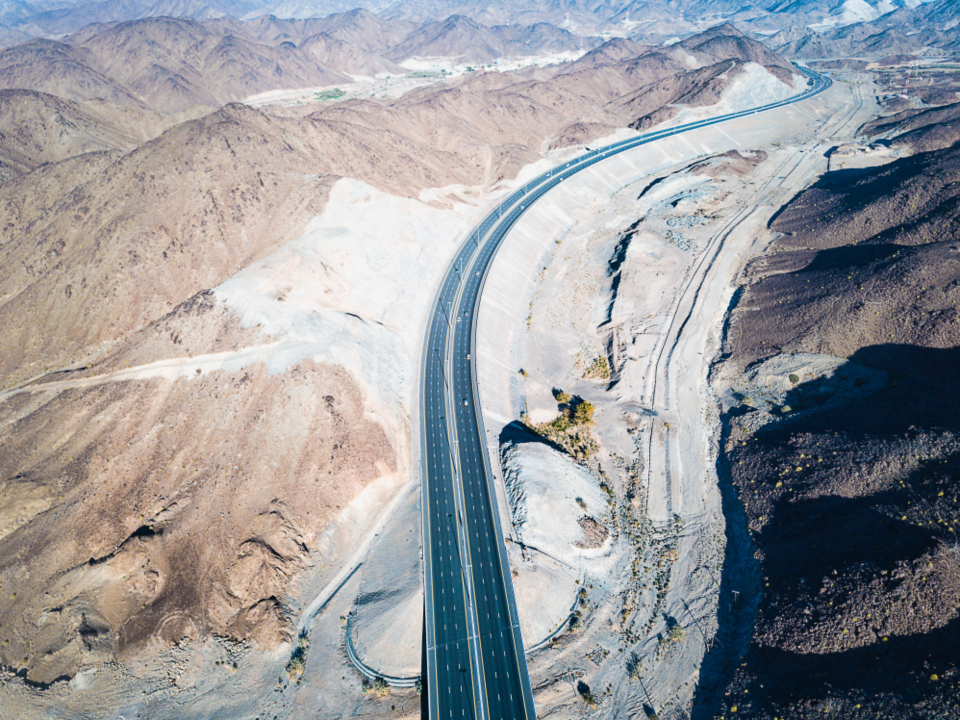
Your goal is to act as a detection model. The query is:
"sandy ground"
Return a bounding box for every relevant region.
[471,72,880,719]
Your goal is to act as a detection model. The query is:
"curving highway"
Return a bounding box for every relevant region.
[419,64,831,720]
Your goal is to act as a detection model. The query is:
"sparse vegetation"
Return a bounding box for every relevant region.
[284,629,309,681]
[522,391,599,458]
[315,88,346,101]
[667,623,685,643]
[582,356,611,380]
[362,676,391,698]
[574,400,595,426]
[577,680,598,708]
[658,617,685,647]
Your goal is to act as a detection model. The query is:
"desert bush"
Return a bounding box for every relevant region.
[525,398,599,458]
[575,400,595,425]
[583,356,611,380]
[362,676,391,698]
[284,629,309,680]
[577,680,598,708]
[667,622,685,643]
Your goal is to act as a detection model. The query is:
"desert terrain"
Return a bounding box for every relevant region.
[0,0,958,718]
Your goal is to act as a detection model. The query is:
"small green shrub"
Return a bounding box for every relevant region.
[574,400,595,425]
[524,397,598,458]
[577,681,598,708]
[667,623,685,643]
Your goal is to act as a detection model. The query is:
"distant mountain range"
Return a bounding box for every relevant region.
[765,0,960,58]
[0,10,598,112]
[0,0,952,47]
[0,0,955,114]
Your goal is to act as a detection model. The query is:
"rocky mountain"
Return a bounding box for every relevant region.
[385,13,586,63]
[494,20,593,53]
[242,8,415,54]
[0,12,603,113]
[537,25,799,130]
[305,7,416,53]
[7,0,263,36]
[616,59,749,128]
[0,17,352,112]
[681,21,794,71]
[769,0,958,59]
[0,88,141,180]
[0,22,31,48]
[862,100,960,152]
[715,112,960,720]
[0,38,141,106]
[571,36,652,69]
[299,31,407,75]
[3,0,950,50]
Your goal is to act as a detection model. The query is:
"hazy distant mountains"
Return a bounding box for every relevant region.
[767,0,960,58]
[1,0,954,116]
[0,0,952,47]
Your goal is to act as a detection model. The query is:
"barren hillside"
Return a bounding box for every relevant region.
[770,0,960,59]
[0,18,351,113]
[710,119,960,719]
[0,89,139,181]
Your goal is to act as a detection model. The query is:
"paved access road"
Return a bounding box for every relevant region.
[420,64,831,720]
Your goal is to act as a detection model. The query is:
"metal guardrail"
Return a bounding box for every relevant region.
[344,612,421,689]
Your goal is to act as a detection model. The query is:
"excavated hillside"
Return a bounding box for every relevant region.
[710,130,960,719]
[621,59,747,129]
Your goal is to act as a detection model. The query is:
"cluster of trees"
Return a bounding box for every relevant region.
[553,390,595,426]
[521,389,598,459]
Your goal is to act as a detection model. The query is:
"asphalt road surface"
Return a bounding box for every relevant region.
[419,64,831,720]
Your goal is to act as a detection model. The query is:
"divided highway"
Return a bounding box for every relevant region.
[419,64,831,720]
